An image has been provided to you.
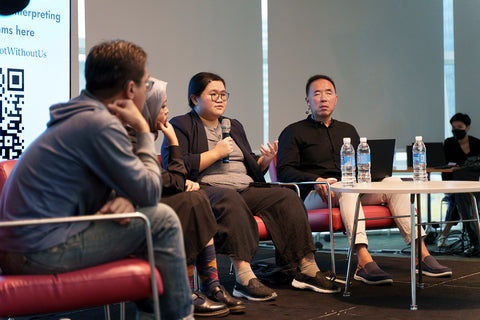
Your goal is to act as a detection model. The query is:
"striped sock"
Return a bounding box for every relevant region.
[197,243,220,293]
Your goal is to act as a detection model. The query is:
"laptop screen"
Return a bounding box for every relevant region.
[368,139,396,181]
[406,142,446,168]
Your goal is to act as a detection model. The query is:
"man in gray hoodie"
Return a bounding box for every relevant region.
[0,40,193,320]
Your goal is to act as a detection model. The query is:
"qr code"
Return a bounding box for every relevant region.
[0,68,25,160]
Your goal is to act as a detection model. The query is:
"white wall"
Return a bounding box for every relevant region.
[84,0,448,152]
[85,0,263,152]
[269,0,445,149]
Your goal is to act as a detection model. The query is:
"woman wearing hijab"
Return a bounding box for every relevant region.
[128,77,245,316]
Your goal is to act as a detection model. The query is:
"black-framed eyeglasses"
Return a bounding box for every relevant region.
[208,92,230,102]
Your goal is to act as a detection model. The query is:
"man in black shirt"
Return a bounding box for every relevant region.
[277,74,452,285]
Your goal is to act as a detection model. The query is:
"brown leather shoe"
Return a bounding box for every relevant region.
[192,291,229,317]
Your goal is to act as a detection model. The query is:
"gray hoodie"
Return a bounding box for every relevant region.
[0,91,161,253]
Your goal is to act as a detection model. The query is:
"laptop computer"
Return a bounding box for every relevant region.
[368,139,396,181]
[406,142,447,168]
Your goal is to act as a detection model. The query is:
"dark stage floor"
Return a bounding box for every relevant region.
[8,231,480,320]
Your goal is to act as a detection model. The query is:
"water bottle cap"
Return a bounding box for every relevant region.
[415,136,422,141]
[360,137,367,143]
[343,137,351,144]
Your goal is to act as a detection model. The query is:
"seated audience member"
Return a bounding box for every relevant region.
[276,74,452,285]
[0,40,193,320]
[127,77,244,316]
[438,113,480,256]
[162,72,341,301]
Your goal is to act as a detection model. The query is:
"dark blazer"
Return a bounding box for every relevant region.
[161,110,266,183]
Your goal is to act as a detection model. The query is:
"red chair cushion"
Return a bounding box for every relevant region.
[308,205,395,232]
[254,205,394,241]
[0,258,162,317]
[0,159,16,195]
[255,216,270,241]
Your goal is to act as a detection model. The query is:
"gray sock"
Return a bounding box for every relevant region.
[299,260,320,277]
[236,266,256,286]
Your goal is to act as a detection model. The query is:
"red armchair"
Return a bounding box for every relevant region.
[0,159,163,320]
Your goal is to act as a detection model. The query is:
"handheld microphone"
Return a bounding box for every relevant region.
[221,118,231,163]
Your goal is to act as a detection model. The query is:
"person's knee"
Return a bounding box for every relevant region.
[221,188,241,200]
[382,176,402,183]
[213,188,245,208]
[187,190,210,204]
[278,187,300,199]
[140,203,182,231]
[158,203,182,228]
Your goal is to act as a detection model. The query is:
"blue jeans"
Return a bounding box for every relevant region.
[6,203,193,320]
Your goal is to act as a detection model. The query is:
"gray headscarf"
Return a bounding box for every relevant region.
[142,77,168,133]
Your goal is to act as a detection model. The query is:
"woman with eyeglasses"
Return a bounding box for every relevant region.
[161,72,341,302]
[127,77,245,317]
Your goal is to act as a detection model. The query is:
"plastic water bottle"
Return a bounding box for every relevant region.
[412,136,427,182]
[341,137,356,187]
[357,137,371,183]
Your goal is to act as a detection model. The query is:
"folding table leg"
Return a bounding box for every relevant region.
[417,193,424,290]
[343,194,362,297]
[469,193,480,250]
[410,194,417,311]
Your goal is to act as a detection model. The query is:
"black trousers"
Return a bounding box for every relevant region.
[201,184,316,267]
[162,190,217,264]
[446,192,480,246]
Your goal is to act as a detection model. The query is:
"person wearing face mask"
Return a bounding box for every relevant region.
[437,113,480,256]
[444,113,480,165]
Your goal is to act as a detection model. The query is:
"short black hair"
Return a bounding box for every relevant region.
[450,113,471,126]
[305,75,336,96]
[188,72,225,108]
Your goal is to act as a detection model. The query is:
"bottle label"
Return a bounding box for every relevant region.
[341,155,355,167]
[357,154,370,165]
[413,153,426,165]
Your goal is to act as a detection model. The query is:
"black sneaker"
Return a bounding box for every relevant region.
[232,278,277,301]
[291,271,341,293]
[354,261,393,285]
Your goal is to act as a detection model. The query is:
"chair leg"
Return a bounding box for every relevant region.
[120,302,126,320]
[104,305,111,320]
[193,266,201,291]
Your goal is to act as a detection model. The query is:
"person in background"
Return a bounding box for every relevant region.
[277,74,452,285]
[437,113,480,256]
[127,77,245,316]
[162,72,341,302]
[0,40,193,320]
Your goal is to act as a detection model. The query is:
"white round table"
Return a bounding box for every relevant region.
[331,180,480,310]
